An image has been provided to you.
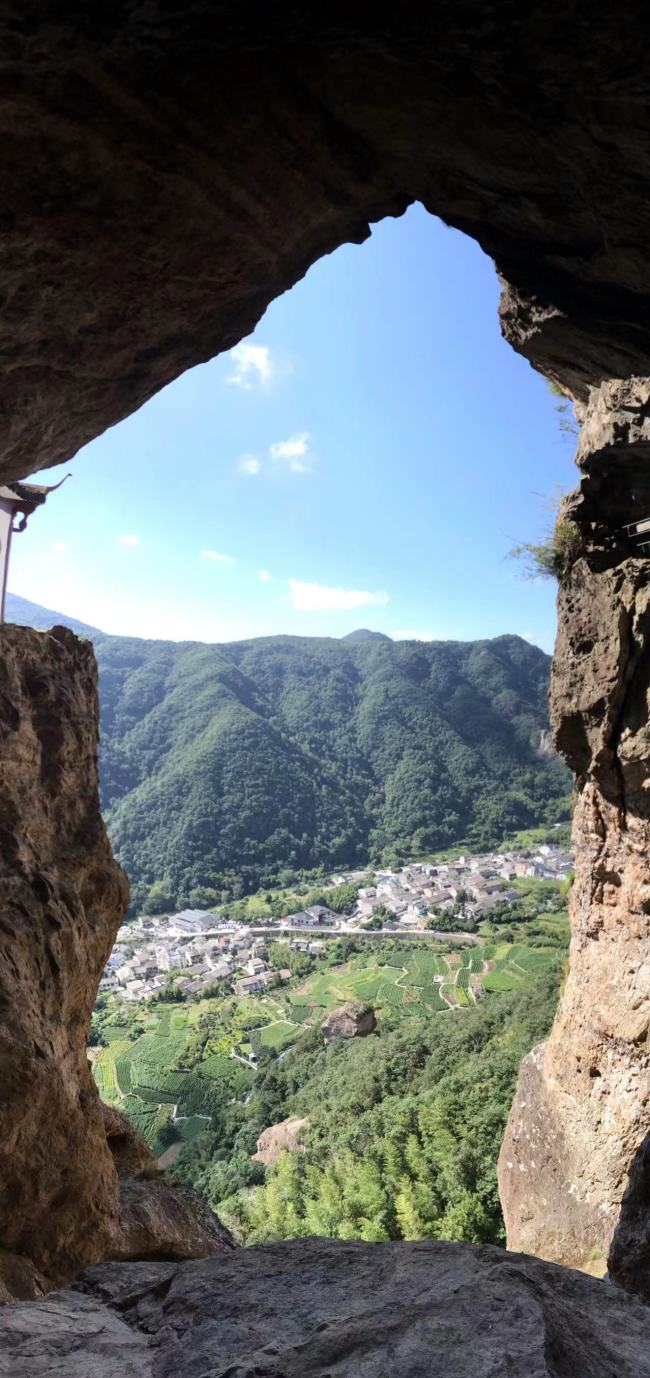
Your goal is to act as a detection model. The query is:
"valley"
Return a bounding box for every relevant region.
[91,863,569,1245]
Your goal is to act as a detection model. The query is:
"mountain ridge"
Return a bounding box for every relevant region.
[8,589,567,903]
[7,594,569,911]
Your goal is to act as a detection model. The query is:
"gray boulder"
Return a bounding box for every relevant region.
[3,1238,650,1377]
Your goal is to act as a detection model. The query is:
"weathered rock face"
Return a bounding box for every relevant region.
[321,1003,376,1041]
[4,1240,650,1378]
[0,628,230,1291]
[3,9,650,487]
[253,1117,310,1169]
[499,389,650,1272]
[0,625,128,1284]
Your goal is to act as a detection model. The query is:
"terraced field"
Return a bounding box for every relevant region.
[93,933,563,1155]
[289,949,464,1019]
[482,943,558,993]
[91,1001,255,1153]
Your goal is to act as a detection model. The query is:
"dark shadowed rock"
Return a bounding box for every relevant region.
[609,1129,650,1302]
[4,1240,650,1377]
[3,10,650,486]
[114,1177,234,1263]
[321,1002,377,1041]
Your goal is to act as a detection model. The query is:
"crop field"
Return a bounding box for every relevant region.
[482,942,559,993]
[93,927,563,1155]
[403,950,448,986]
[91,1002,256,1154]
[258,1021,299,1050]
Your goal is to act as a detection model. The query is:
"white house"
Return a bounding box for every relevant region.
[167,909,220,937]
[246,957,267,976]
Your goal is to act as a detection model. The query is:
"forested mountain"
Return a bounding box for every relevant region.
[6,595,569,910]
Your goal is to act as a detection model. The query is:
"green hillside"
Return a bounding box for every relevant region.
[6,597,569,909]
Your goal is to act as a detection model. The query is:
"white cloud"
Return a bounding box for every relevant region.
[118,535,139,547]
[395,629,435,641]
[201,549,234,564]
[238,454,261,476]
[226,342,273,389]
[258,569,272,583]
[287,579,389,612]
[50,539,69,553]
[270,431,312,474]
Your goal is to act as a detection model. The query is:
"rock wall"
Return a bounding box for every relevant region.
[499,388,650,1272]
[0,627,230,1292]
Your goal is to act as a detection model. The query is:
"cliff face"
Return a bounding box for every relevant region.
[0,627,230,1293]
[0,625,128,1285]
[499,385,650,1272]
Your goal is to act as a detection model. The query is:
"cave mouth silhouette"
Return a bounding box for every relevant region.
[13,203,574,653]
[0,3,649,1296]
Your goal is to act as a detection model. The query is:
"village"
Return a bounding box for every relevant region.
[100,837,573,1004]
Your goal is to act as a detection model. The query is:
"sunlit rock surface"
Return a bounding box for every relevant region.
[500,386,650,1270]
[0,628,230,1290]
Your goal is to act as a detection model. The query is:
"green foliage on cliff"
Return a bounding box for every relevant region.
[91,630,568,908]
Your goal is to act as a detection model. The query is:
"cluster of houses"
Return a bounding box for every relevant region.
[99,841,573,1004]
[277,904,342,931]
[346,841,573,929]
[100,909,292,1002]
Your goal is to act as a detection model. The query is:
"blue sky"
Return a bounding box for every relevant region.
[10,203,576,651]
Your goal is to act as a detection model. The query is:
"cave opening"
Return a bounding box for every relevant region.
[1,6,649,1313]
[9,204,575,649]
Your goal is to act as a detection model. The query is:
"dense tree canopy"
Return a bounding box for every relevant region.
[174,969,561,1245]
[4,601,570,911]
[89,632,569,909]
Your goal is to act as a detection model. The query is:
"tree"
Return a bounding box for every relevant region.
[143,880,176,915]
[156,1120,179,1150]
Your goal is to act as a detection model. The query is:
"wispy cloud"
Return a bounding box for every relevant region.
[258,569,272,583]
[50,539,69,553]
[118,535,140,547]
[238,455,261,476]
[287,579,389,612]
[270,431,312,474]
[201,549,234,564]
[226,342,273,389]
[395,629,434,641]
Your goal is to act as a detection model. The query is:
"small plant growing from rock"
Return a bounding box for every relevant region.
[510,518,582,580]
[509,491,582,581]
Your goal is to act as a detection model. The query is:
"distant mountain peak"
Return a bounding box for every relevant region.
[5,592,102,639]
[342,629,392,642]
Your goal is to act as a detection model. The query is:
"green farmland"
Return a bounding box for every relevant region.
[91,999,256,1154]
[92,928,563,1160]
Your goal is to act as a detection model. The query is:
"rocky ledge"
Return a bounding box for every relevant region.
[320,1002,377,1041]
[3,1239,650,1378]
